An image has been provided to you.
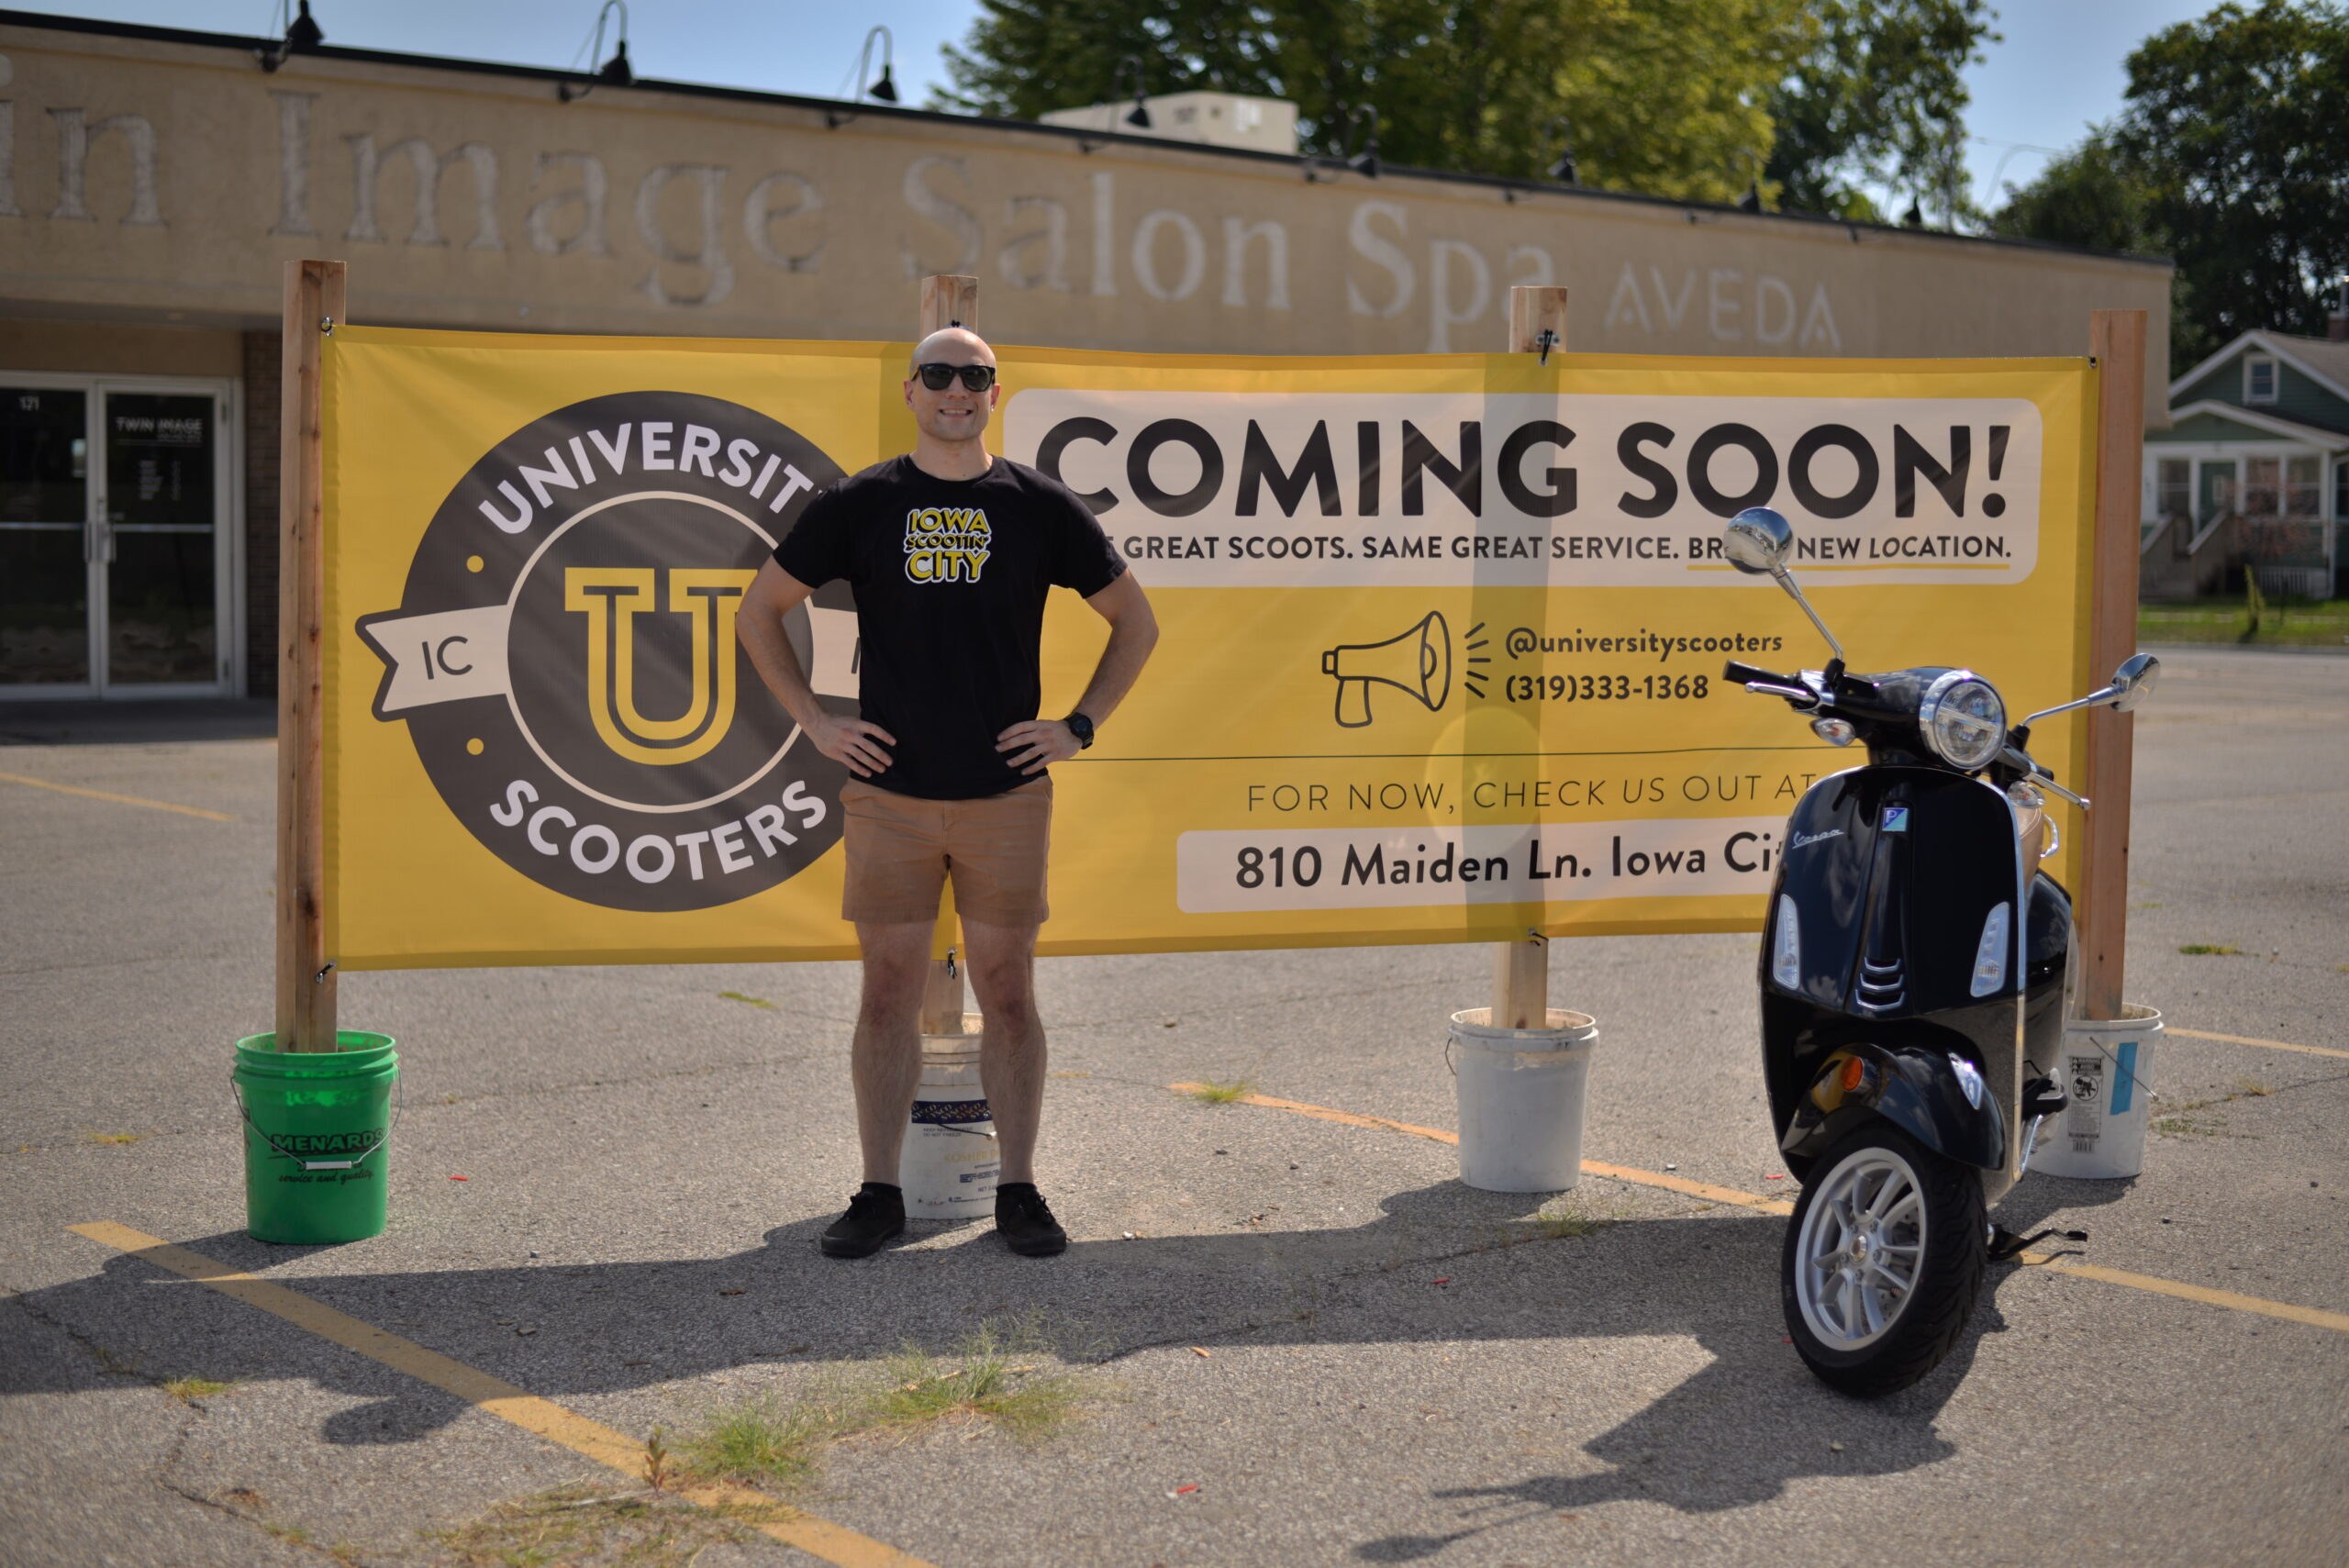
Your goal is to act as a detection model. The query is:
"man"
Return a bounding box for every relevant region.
[738,327,1157,1259]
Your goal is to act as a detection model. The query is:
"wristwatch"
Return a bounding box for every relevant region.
[1063,710,1096,750]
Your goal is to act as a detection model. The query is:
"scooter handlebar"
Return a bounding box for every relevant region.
[1722,660,1794,689]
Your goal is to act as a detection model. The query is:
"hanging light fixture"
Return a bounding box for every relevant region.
[1545,117,1577,183]
[1346,104,1380,179]
[860,27,898,103]
[257,0,324,72]
[559,1,632,102]
[1119,55,1152,128]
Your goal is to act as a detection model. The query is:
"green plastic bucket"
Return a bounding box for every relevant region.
[232,1031,400,1244]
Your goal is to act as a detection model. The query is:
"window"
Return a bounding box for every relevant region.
[2337,460,2349,520]
[2286,454,2321,517]
[2157,458,2191,521]
[2244,355,2278,404]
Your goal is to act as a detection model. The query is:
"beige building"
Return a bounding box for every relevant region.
[0,12,2173,699]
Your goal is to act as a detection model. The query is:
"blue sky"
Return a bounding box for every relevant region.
[31,0,2222,208]
[1957,1,2215,204]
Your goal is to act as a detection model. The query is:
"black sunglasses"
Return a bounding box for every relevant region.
[914,361,997,392]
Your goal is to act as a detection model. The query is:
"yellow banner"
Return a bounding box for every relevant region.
[321,328,2098,969]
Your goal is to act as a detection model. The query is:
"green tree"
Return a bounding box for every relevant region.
[1987,136,2153,255]
[1763,0,1997,222]
[2112,0,2349,366]
[935,0,1809,205]
[1991,2,2349,371]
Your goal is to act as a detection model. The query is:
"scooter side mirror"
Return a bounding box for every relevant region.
[2108,652,2159,712]
[1723,507,1846,664]
[1724,507,1794,575]
[2021,652,2162,727]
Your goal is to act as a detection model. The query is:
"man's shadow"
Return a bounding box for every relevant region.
[23,1173,2059,1528]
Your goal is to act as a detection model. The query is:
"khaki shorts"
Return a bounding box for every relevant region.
[839,776,1052,928]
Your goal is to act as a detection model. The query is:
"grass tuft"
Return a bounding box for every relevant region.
[718,991,777,1009]
[859,1329,1081,1443]
[426,1484,763,1567]
[89,1344,140,1377]
[2154,1078,2275,1139]
[2177,943,2241,956]
[679,1397,818,1487]
[679,1323,1087,1489]
[161,1376,234,1404]
[1519,1209,1610,1240]
[1187,1078,1258,1105]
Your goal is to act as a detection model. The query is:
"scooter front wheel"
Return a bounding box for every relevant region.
[1780,1124,1986,1396]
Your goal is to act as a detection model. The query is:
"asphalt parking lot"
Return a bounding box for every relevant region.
[3,645,2344,1568]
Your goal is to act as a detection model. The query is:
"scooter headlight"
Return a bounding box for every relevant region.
[1919,670,2006,772]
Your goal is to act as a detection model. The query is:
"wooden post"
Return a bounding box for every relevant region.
[911,275,980,1035]
[919,274,979,335]
[275,260,346,1051]
[2077,309,2147,1022]
[1508,286,1569,365]
[918,898,965,1037]
[1490,285,1570,1029]
[1493,938,1549,1031]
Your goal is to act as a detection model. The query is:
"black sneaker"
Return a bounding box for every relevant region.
[995,1183,1067,1257]
[820,1183,905,1259]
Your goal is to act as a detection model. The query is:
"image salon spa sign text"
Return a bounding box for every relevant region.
[322,330,2098,969]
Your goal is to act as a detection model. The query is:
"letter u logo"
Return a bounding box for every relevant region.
[563,566,756,766]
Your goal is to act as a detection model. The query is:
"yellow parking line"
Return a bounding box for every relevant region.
[2032,1258,2349,1333]
[1578,1158,1796,1216]
[66,1223,932,1568]
[1174,1086,1456,1144]
[1170,1085,2349,1335]
[2168,1028,2349,1062]
[0,770,236,822]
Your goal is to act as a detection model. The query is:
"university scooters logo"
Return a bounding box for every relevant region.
[358,391,858,913]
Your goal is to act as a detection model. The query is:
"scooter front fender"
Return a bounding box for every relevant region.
[1779,1040,2007,1173]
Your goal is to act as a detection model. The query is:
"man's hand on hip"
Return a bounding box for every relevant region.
[809,714,896,776]
[996,719,1079,775]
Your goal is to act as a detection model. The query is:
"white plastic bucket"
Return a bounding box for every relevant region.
[2032,1004,2162,1180]
[1448,1007,1598,1193]
[899,1013,999,1218]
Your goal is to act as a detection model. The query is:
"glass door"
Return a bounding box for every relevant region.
[0,376,236,696]
[0,385,94,689]
[104,390,225,690]
[2199,461,2236,527]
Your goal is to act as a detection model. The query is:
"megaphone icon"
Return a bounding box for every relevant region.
[1320,611,1451,728]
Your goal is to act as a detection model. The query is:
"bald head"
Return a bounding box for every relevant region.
[902,326,1001,461]
[910,327,995,373]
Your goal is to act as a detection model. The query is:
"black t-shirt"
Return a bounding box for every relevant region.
[774,454,1126,800]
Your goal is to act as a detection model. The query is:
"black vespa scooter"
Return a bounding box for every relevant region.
[1717,506,2158,1396]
